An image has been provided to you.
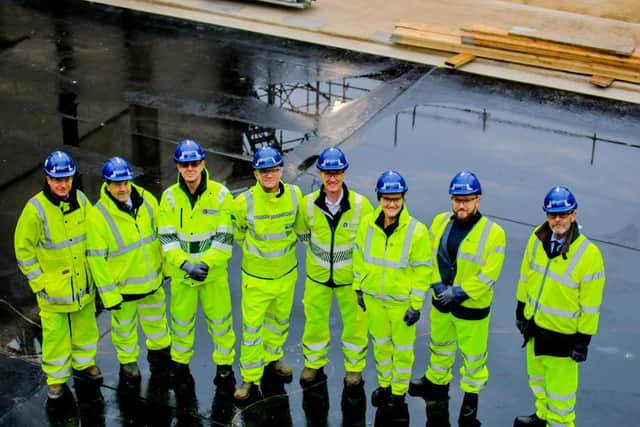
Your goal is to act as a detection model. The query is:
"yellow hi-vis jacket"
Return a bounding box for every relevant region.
[86,183,163,308]
[430,212,507,310]
[159,170,233,285]
[232,181,302,279]
[517,224,605,337]
[297,186,373,286]
[14,189,94,313]
[353,206,434,310]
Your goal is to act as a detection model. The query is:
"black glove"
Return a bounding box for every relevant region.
[107,302,122,311]
[355,290,366,312]
[403,307,421,326]
[181,261,209,281]
[437,286,468,306]
[571,344,588,363]
[432,282,447,296]
[516,319,526,334]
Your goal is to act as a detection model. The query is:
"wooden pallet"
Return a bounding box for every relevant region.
[392,21,639,87]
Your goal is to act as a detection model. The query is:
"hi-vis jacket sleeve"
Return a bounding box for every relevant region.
[231,193,248,244]
[201,189,233,269]
[86,209,123,309]
[14,203,46,293]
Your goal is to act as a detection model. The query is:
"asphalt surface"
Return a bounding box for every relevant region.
[1,1,639,426]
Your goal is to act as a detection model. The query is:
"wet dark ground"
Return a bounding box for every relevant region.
[1,0,640,426]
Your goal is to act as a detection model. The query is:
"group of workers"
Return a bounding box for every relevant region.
[14,141,605,427]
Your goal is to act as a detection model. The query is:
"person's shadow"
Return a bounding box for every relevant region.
[341,382,367,427]
[211,387,235,426]
[173,371,203,427]
[45,384,79,427]
[74,378,106,427]
[302,373,329,427]
[237,375,293,427]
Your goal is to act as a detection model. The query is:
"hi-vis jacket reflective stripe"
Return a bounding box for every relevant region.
[158,170,233,285]
[86,183,163,308]
[353,206,434,309]
[430,212,507,309]
[232,181,302,279]
[14,190,94,313]
[297,188,373,286]
[517,229,605,336]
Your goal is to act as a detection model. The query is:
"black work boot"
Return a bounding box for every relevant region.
[213,364,236,390]
[147,347,171,374]
[426,398,451,427]
[387,394,410,425]
[170,362,194,388]
[458,392,481,427]
[409,375,429,398]
[371,386,391,407]
[513,413,546,427]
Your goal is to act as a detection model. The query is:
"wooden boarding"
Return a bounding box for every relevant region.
[510,25,635,57]
[445,53,476,68]
[460,31,640,69]
[392,26,640,84]
[590,75,615,88]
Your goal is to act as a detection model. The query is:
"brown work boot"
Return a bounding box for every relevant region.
[119,362,141,379]
[47,383,64,400]
[344,371,363,387]
[300,367,318,384]
[233,381,258,401]
[269,360,293,377]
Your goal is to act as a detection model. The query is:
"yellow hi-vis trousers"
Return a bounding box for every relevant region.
[425,308,490,393]
[365,294,416,396]
[526,339,578,427]
[169,278,235,366]
[239,268,297,383]
[302,279,368,372]
[41,299,99,385]
[111,287,171,364]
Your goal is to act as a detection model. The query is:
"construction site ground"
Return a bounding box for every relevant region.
[1,1,639,426]
[90,0,640,103]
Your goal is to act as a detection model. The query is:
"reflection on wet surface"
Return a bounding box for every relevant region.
[1,0,640,426]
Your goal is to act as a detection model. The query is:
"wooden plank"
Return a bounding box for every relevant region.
[445,52,476,68]
[461,32,640,69]
[590,75,615,88]
[509,25,635,57]
[392,27,640,84]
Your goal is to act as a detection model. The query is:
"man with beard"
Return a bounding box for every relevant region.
[409,171,506,427]
[513,186,605,427]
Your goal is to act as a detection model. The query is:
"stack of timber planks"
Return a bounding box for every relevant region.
[392,21,640,88]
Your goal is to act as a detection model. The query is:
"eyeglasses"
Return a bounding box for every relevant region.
[546,211,573,219]
[381,196,403,205]
[178,160,202,168]
[451,196,478,205]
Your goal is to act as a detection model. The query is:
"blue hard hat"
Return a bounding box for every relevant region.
[376,171,408,195]
[102,157,134,182]
[253,146,283,170]
[543,186,577,213]
[316,147,349,171]
[449,171,482,195]
[43,151,76,178]
[174,139,205,163]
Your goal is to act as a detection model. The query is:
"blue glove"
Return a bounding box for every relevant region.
[181,261,209,282]
[571,344,588,363]
[355,290,366,312]
[403,307,421,326]
[432,282,447,296]
[437,286,469,306]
